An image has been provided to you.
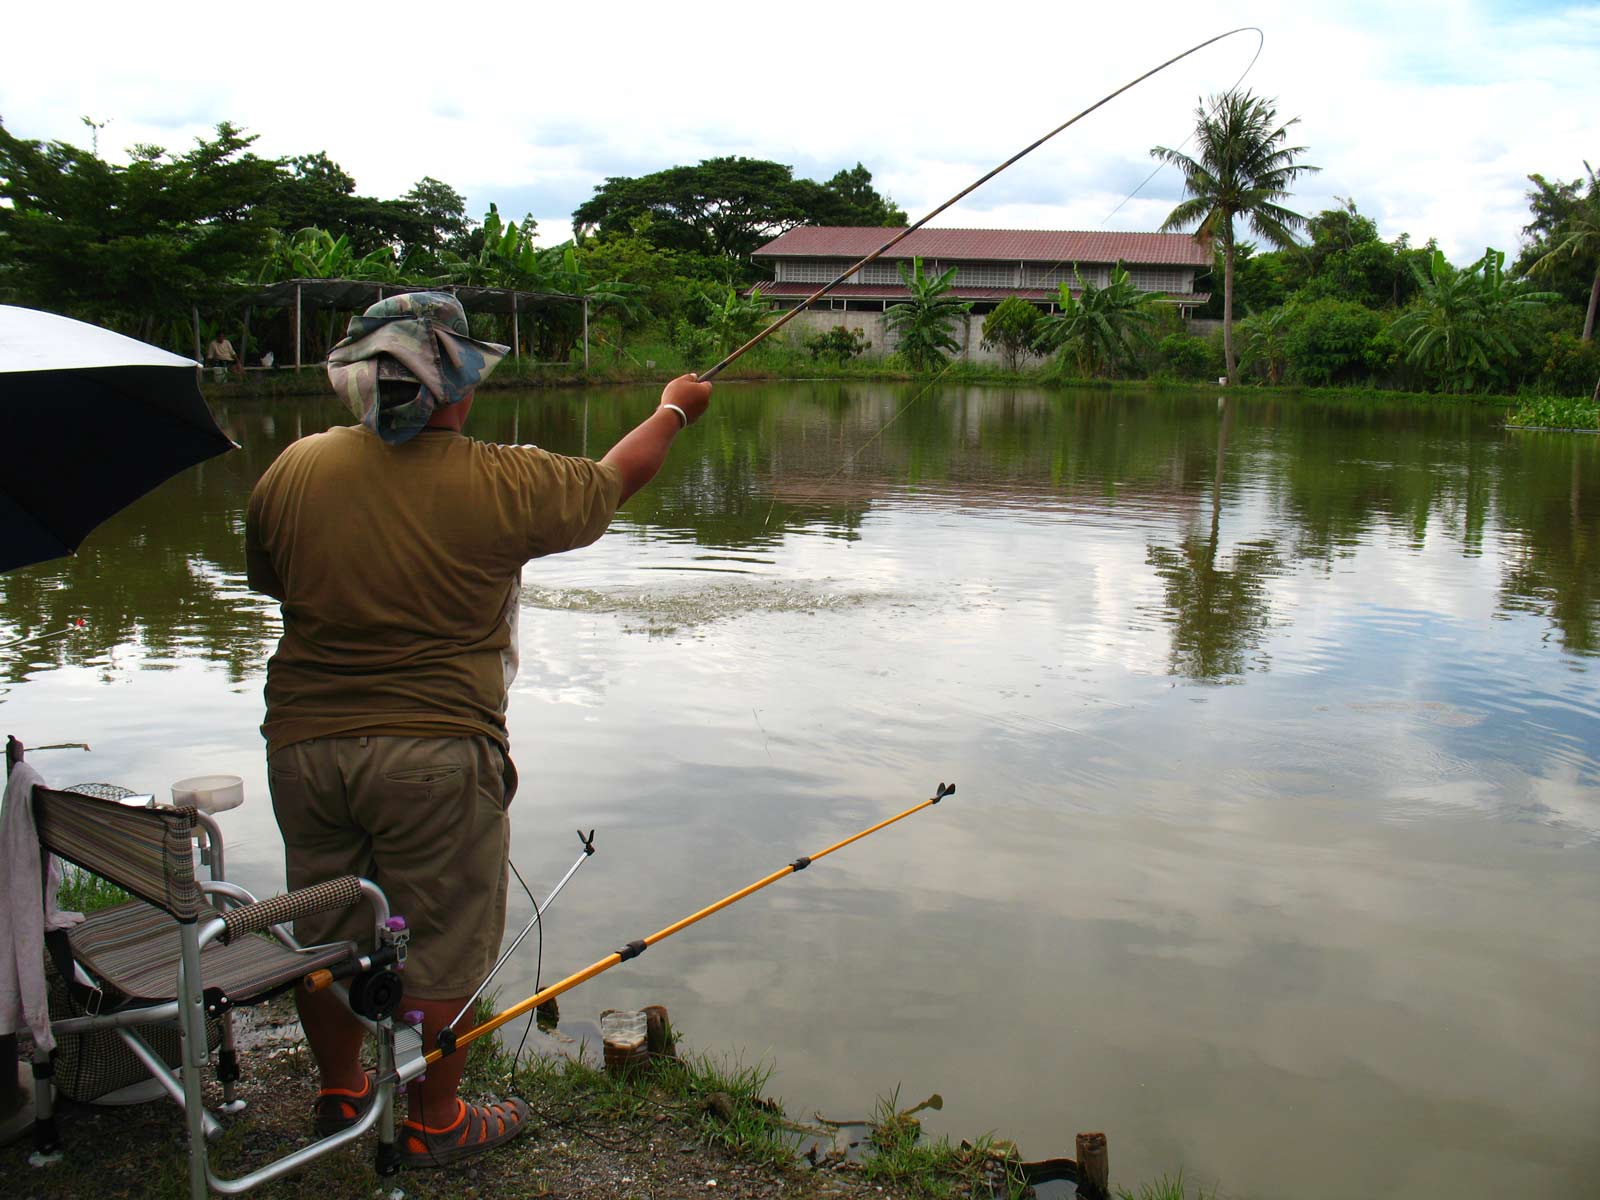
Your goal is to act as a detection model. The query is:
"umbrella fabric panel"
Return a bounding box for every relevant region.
[0,365,235,574]
[0,305,197,373]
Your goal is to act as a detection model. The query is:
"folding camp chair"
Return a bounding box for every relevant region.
[11,743,429,1199]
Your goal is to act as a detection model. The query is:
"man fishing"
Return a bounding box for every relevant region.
[245,291,710,1167]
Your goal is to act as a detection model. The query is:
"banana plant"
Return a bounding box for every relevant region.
[256,227,400,283]
[1390,248,1557,392]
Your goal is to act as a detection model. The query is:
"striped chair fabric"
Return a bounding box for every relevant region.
[34,786,202,920]
[33,784,361,1006]
[70,899,357,1004]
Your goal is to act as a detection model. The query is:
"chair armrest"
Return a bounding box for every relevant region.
[219,876,363,945]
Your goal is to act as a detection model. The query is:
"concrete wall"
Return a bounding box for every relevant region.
[773,307,1049,368]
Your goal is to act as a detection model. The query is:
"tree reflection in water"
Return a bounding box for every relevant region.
[1,385,1596,699]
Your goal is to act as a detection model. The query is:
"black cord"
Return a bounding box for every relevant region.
[507,859,544,1075]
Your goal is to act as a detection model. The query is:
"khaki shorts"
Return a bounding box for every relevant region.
[268,735,516,999]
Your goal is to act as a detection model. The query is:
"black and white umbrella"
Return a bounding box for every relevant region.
[0,305,236,574]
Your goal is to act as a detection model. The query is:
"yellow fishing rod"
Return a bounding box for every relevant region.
[431,780,955,1061]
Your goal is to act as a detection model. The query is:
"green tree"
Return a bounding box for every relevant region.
[1292,200,1420,310]
[1039,264,1163,378]
[256,227,402,283]
[1282,298,1386,386]
[1390,248,1557,392]
[699,285,770,357]
[805,163,908,226]
[1237,303,1295,384]
[572,157,901,265]
[980,296,1045,369]
[401,176,474,264]
[0,119,285,341]
[1526,161,1600,344]
[262,151,434,259]
[884,258,971,371]
[804,325,870,363]
[1151,90,1318,385]
[1515,169,1597,312]
[1156,331,1222,380]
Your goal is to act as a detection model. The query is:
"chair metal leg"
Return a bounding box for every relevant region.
[116,1028,222,1139]
[217,1013,245,1113]
[28,1046,61,1164]
[374,1020,399,1176]
[178,922,212,1200]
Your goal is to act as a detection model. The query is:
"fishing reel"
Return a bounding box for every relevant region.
[349,966,404,1021]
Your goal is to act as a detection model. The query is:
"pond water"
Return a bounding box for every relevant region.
[3,382,1597,1198]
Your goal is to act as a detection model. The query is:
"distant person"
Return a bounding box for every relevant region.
[205,333,236,369]
[245,291,710,1167]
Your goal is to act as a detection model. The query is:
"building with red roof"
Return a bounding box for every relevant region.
[749,225,1212,363]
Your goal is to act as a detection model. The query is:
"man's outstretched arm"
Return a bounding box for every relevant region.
[601,375,713,502]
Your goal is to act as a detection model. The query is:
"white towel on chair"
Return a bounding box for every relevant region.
[0,762,85,1053]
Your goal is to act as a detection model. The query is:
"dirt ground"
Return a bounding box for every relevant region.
[2,1005,949,1200]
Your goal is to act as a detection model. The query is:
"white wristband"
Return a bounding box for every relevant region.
[659,402,689,429]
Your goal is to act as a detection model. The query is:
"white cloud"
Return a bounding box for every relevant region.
[3,1,1595,261]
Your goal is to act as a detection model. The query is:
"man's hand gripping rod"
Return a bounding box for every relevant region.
[429,781,956,1063]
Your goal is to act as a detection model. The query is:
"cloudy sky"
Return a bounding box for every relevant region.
[3,0,1595,262]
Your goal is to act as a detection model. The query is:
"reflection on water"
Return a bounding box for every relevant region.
[2,383,1598,1199]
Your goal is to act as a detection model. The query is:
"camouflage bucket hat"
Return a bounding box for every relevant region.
[326,291,508,445]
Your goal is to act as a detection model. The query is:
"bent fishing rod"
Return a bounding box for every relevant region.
[695,25,1262,383]
[429,780,955,1061]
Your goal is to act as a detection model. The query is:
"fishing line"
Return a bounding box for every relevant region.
[696,26,1263,383]
[745,27,1264,525]
[1099,30,1265,226]
[506,858,544,1073]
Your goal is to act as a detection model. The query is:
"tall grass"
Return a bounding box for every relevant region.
[56,864,129,913]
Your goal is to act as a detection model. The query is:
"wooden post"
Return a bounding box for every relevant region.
[294,283,303,372]
[582,297,589,370]
[191,305,203,365]
[1076,1132,1108,1199]
[240,307,252,373]
[642,1004,676,1060]
[511,295,519,363]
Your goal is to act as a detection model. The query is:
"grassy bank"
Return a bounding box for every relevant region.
[203,353,1554,413]
[11,977,1220,1199]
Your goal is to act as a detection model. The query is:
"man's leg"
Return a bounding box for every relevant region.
[351,737,517,1146]
[269,739,375,1094]
[402,996,473,1124]
[295,985,369,1094]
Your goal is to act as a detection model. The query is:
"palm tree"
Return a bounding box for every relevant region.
[1151,90,1318,385]
[1528,160,1600,344]
[884,258,972,371]
[1039,263,1163,378]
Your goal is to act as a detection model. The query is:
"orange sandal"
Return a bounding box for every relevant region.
[400,1096,530,1168]
[312,1070,376,1136]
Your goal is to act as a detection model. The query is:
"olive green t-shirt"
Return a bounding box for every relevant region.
[245,425,623,754]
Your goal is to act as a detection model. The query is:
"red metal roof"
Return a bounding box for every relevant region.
[753,226,1211,267]
[754,282,1212,305]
